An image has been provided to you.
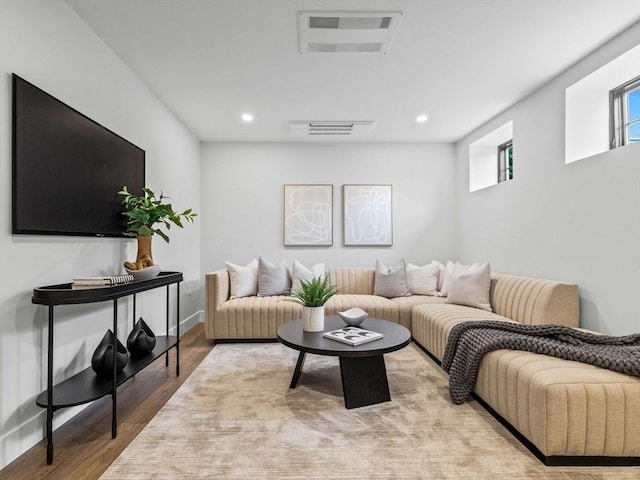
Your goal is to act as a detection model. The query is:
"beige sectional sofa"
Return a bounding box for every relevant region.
[205,266,446,340]
[204,266,640,465]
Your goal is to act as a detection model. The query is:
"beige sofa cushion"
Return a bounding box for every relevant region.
[326,267,374,295]
[325,294,400,324]
[412,303,515,361]
[489,273,578,327]
[475,349,640,457]
[391,295,446,330]
[214,296,301,340]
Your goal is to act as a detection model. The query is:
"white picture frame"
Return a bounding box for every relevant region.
[283,184,333,246]
[343,184,393,246]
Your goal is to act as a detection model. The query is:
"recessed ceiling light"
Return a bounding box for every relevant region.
[416,114,428,123]
[241,113,254,122]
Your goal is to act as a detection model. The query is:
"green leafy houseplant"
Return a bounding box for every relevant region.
[291,276,337,307]
[118,186,197,243]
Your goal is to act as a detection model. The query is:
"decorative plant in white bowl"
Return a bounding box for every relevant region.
[291,276,337,332]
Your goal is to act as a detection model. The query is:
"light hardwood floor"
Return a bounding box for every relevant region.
[0,323,213,480]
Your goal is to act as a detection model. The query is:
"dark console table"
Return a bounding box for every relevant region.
[32,271,183,465]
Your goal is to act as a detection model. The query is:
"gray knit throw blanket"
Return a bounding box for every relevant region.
[442,321,640,405]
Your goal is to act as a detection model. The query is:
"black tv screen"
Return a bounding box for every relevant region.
[12,74,145,237]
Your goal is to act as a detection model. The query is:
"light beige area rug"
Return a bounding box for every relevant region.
[100,343,639,479]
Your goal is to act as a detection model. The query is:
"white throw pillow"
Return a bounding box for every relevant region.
[225,259,258,298]
[438,260,456,296]
[406,261,439,296]
[446,262,492,311]
[290,260,325,294]
[257,258,291,296]
[373,259,410,298]
[436,261,446,292]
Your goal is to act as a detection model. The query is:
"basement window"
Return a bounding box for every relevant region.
[565,44,640,163]
[469,121,513,192]
[610,75,640,148]
[497,140,514,183]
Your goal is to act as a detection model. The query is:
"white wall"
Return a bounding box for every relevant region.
[455,23,640,335]
[200,142,456,272]
[0,0,201,468]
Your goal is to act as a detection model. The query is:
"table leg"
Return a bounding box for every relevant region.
[339,355,391,409]
[111,299,118,439]
[165,285,170,367]
[176,282,180,377]
[289,352,306,389]
[46,306,54,464]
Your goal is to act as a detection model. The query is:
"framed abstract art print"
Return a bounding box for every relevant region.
[283,184,333,246]
[343,184,392,246]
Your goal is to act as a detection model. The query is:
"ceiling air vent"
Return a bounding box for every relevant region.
[298,11,403,54]
[290,121,375,137]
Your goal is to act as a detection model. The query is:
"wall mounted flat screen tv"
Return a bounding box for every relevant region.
[12,74,145,237]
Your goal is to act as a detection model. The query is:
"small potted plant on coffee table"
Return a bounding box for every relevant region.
[291,276,337,332]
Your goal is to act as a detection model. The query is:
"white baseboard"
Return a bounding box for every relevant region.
[168,310,203,336]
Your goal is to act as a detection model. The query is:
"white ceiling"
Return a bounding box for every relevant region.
[65,0,640,143]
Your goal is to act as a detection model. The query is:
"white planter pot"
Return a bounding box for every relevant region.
[302,306,325,332]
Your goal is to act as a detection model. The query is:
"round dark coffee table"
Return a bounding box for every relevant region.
[277,316,411,409]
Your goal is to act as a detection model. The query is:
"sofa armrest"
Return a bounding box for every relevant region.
[205,269,230,339]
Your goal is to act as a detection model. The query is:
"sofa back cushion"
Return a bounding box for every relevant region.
[490,273,579,327]
[326,267,375,295]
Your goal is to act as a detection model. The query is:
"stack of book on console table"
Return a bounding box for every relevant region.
[323,326,383,346]
[72,274,135,289]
